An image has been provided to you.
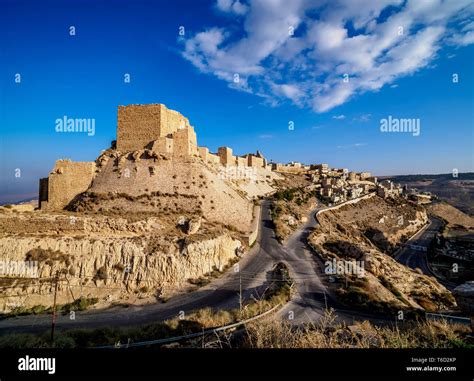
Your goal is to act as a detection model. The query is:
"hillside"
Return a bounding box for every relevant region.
[427,202,474,228]
[68,149,280,234]
[0,206,246,313]
[384,173,474,215]
[308,195,455,314]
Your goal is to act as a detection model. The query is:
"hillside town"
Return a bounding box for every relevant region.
[270,161,432,206]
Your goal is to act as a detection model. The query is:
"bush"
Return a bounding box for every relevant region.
[60,297,99,314]
[274,188,297,202]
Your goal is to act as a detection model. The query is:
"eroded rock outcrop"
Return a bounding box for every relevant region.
[309,195,455,313]
[0,212,241,312]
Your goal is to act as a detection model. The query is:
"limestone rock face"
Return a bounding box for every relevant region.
[0,210,242,313]
[187,217,201,235]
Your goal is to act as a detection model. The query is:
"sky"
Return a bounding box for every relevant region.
[1,0,473,204]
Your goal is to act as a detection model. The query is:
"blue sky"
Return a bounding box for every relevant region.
[1,0,473,203]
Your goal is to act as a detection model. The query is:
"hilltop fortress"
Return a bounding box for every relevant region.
[39,104,277,233]
[116,104,267,167]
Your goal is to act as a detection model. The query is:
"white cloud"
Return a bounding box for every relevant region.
[216,0,248,15]
[332,114,346,120]
[181,0,474,112]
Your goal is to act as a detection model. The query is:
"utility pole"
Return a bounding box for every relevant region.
[239,272,242,319]
[51,271,59,344]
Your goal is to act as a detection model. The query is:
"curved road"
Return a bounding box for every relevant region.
[0,200,388,335]
[394,216,456,290]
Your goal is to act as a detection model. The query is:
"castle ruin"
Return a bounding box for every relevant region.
[39,160,96,210]
[39,103,268,211]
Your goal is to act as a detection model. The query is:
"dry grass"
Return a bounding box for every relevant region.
[243,309,472,348]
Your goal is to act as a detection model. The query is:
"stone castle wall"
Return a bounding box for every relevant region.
[160,107,190,136]
[208,153,220,164]
[199,147,209,161]
[273,163,307,173]
[236,157,247,167]
[173,126,198,157]
[117,104,191,152]
[117,104,163,152]
[247,155,264,168]
[218,147,235,166]
[40,160,96,210]
[151,136,174,153]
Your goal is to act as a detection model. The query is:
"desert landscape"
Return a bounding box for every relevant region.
[1,0,473,378]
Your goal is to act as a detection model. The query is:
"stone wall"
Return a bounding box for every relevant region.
[199,148,220,164]
[199,147,209,161]
[173,126,198,157]
[41,160,96,210]
[272,163,306,173]
[160,107,190,136]
[117,104,163,152]
[218,147,235,166]
[236,156,247,167]
[150,136,173,153]
[117,104,191,152]
[247,155,264,168]
[208,153,220,164]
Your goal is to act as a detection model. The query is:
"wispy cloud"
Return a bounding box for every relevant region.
[181,0,474,113]
[258,134,273,139]
[332,114,346,120]
[337,142,367,149]
[353,113,372,122]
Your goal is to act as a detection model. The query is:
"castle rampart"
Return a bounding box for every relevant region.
[39,160,96,210]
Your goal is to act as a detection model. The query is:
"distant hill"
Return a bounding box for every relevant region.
[382,172,474,182]
[383,172,474,216]
[0,197,37,206]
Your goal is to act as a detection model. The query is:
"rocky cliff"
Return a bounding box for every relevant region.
[0,211,241,313]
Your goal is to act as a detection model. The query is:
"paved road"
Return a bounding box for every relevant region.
[0,200,388,335]
[0,201,281,334]
[394,216,456,290]
[278,208,391,325]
